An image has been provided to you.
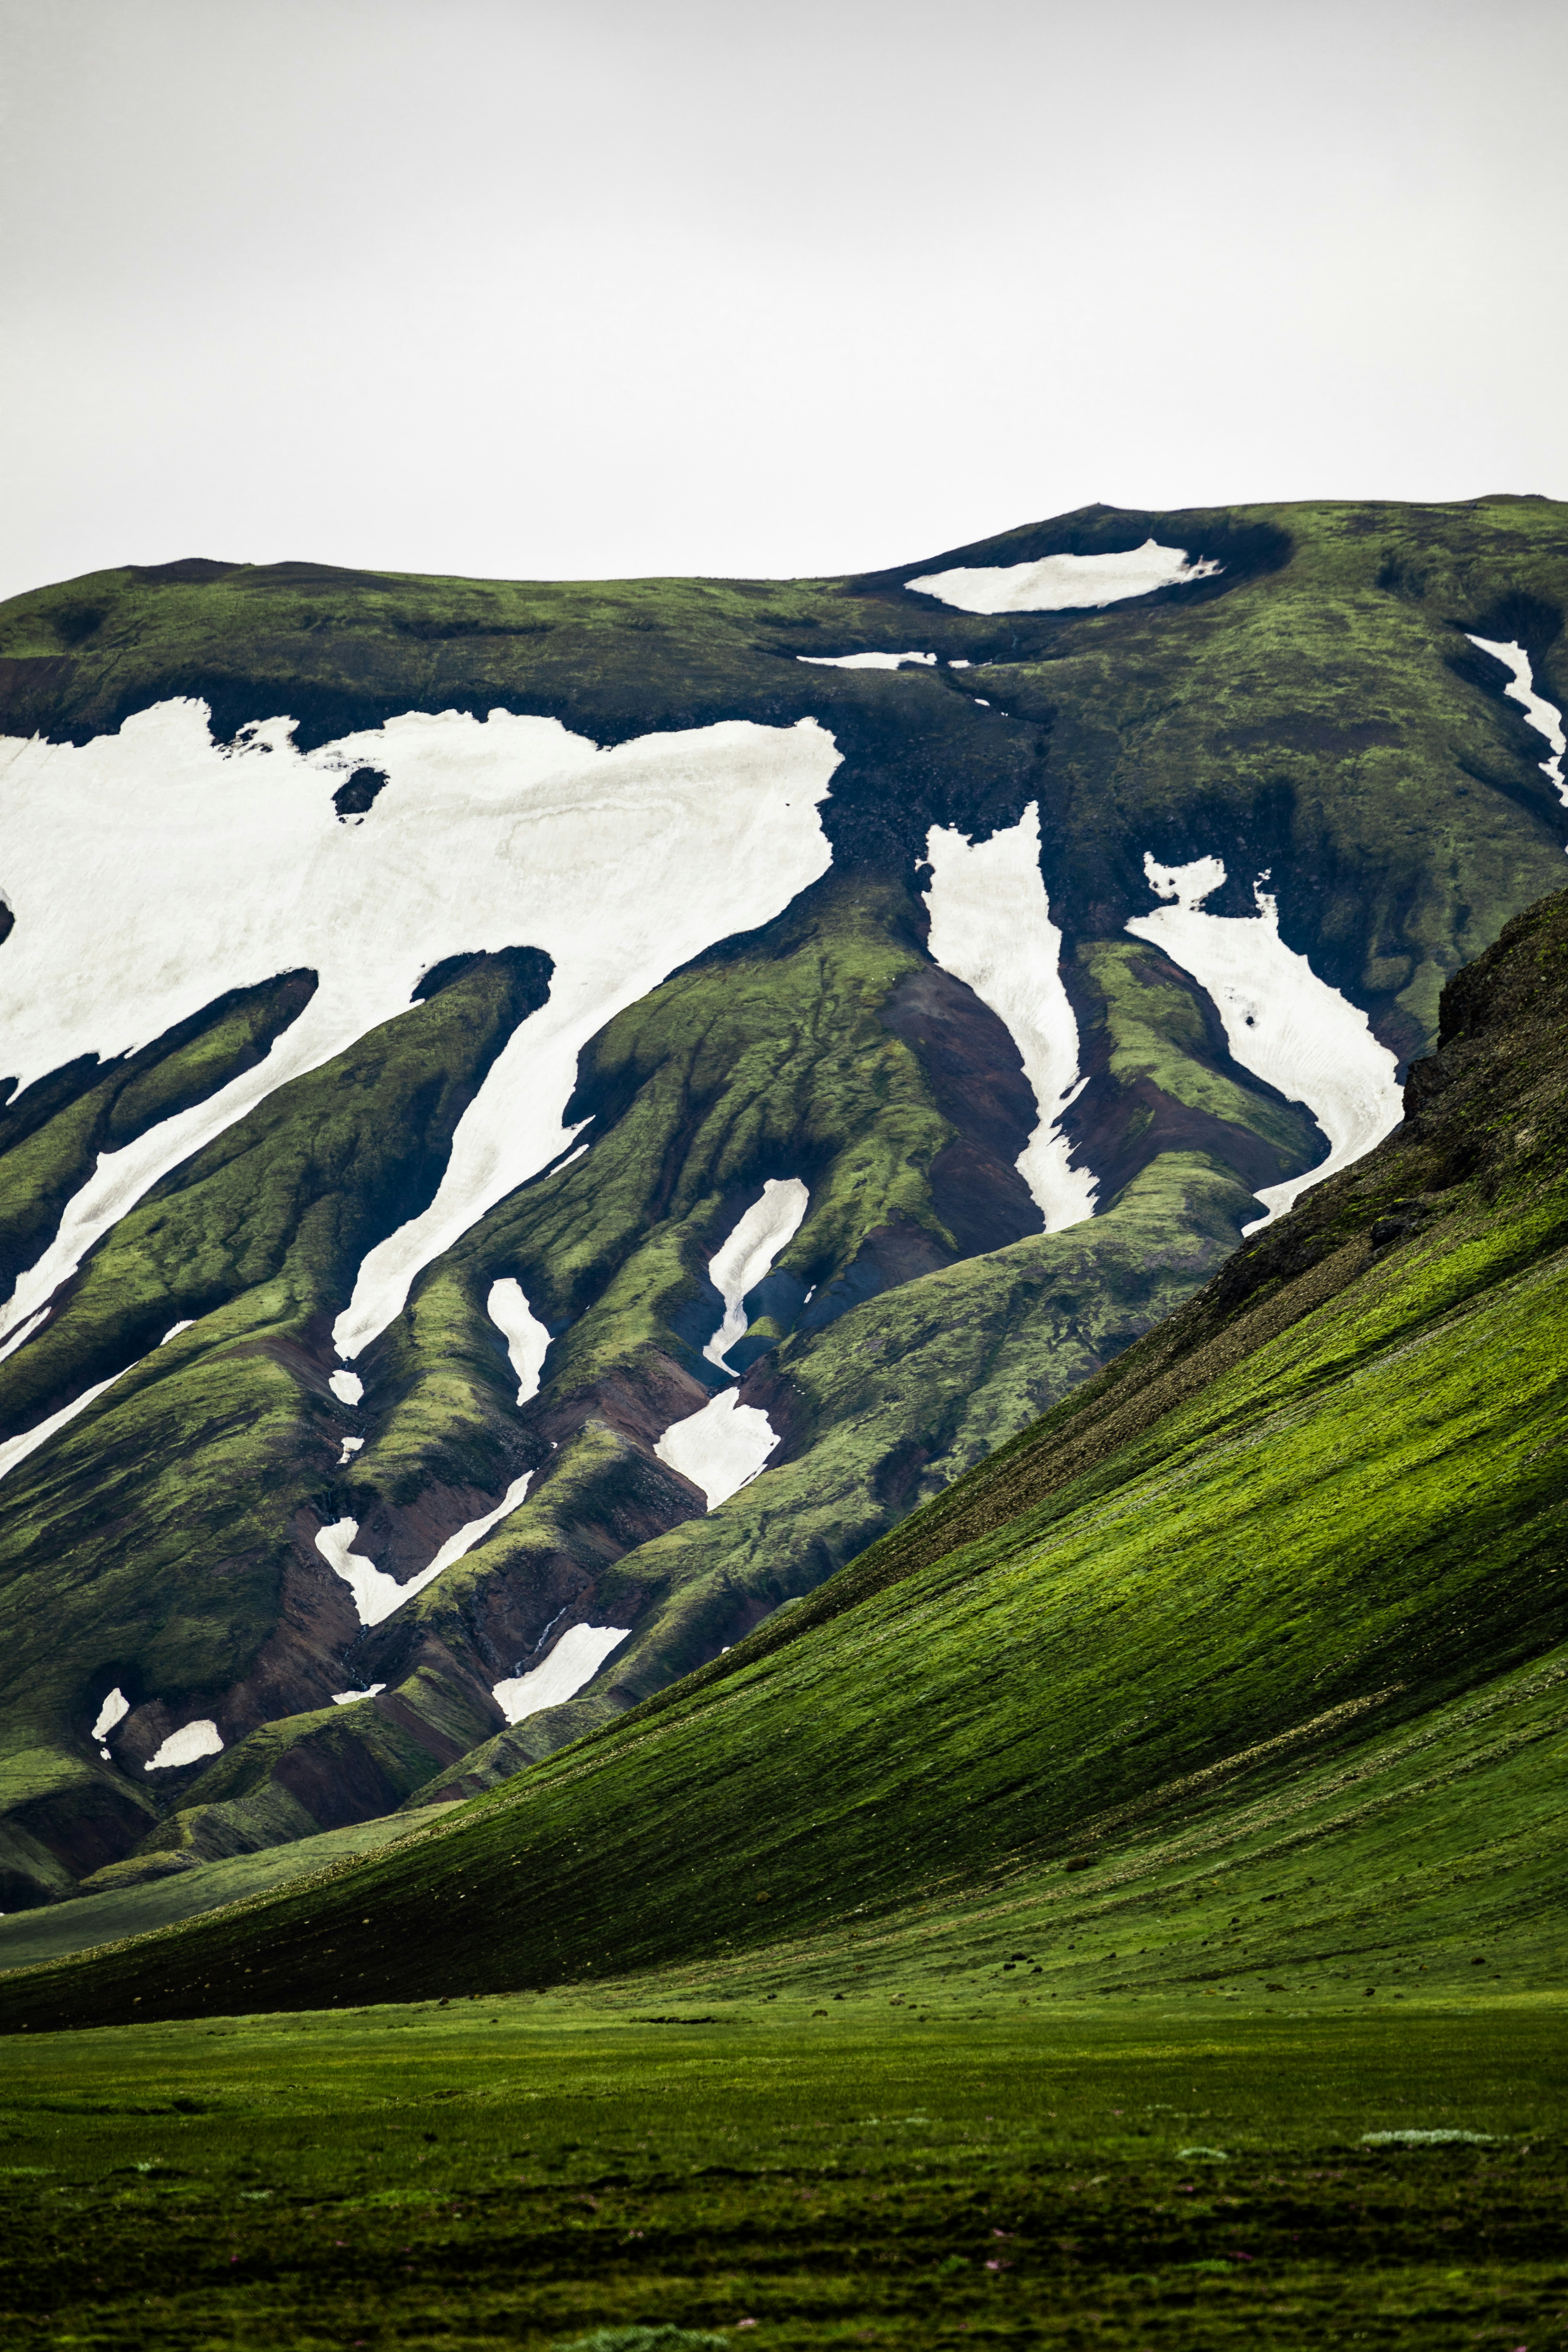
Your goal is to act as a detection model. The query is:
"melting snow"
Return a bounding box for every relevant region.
[491,1622,631,1726]
[487,1277,552,1404]
[906,538,1221,614]
[331,1683,386,1706]
[1126,854,1402,1228]
[922,802,1096,1230]
[144,1719,223,1771]
[315,1471,535,1627]
[91,1686,130,1742]
[0,701,839,1358]
[159,1320,195,1345]
[337,1436,364,1465]
[328,1370,363,1407]
[796,651,937,670]
[1466,634,1567,807]
[702,1178,810,1371]
[656,1388,780,1508]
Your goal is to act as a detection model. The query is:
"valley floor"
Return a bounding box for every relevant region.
[2,1989,1563,2351]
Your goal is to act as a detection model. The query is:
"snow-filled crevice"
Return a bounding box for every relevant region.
[1125,854,1402,1230]
[906,539,1221,615]
[492,1623,630,1726]
[796,651,937,670]
[144,1719,223,1771]
[0,701,840,1359]
[488,1277,552,1404]
[921,803,1096,1231]
[655,1388,780,1509]
[331,1683,386,1706]
[315,1469,535,1628]
[702,1179,810,1371]
[1466,634,1568,808]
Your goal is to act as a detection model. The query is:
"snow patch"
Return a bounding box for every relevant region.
[906,538,1220,614]
[91,1687,130,1742]
[0,1364,130,1488]
[1126,854,1403,1228]
[702,1178,810,1371]
[328,1370,363,1407]
[488,1277,552,1404]
[331,1683,386,1707]
[0,701,839,1357]
[921,802,1096,1230]
[144,1719,223,1771]
[0,1306,50,1366]
[315,1471,535,1628]
[656,1388,780,1508]
[492,1623,631,1726]
[337,1436,364,1465]
[1467,635,1567,806]
[159,1320,195,1345]
[797,650,937,670]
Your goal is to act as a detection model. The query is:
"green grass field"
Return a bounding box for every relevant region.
[2,1992,1562,2350]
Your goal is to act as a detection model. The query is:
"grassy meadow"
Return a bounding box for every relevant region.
[3,1990,1563,2351]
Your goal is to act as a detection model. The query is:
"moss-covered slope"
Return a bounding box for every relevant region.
[4,878,1563,2030]
[0,495,1564,1899]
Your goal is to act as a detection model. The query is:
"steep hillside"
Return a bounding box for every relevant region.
[0,496,1564,1904]
[4,877,1563,2031]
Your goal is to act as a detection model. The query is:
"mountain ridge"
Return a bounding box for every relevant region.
[0,495,1563,1912]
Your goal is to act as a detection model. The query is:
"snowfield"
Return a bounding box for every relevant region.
[315,1470,535,1627]
[492,1622,631,1726]
[1467,634,1567,807]
[144,1719,223,1771]
[1126,854,1402,1227]
[0,1361,131,1487]
[922,803,1096,1231]
[796,651,937,670]
[487,1277,553,1404]
[656,1388,781,1509]
[702,1179,810,1371]
[0,701,840,1369]
[906,538,1220,614]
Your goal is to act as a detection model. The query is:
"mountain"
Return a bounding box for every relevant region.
[4,865,1564,2028]
[0,497,1564,1914]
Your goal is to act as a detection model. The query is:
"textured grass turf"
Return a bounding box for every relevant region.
[1,1997,1562,2349]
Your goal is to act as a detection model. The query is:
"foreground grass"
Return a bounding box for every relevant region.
[2,1994,1563,2350]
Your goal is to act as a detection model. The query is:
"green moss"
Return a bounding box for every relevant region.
[1077,940,1316,1157]
[0,1998,1562,2349]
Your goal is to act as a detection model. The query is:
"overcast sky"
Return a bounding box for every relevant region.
[2,0,1564,600]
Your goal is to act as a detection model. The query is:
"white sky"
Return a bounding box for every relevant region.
[1,0,1564,601]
